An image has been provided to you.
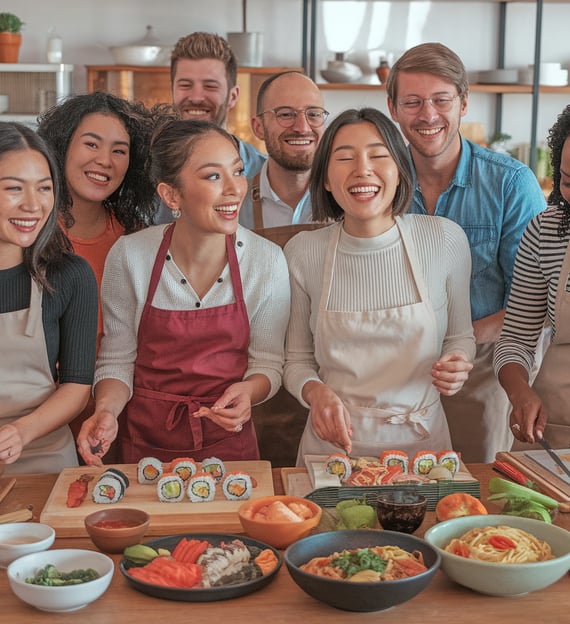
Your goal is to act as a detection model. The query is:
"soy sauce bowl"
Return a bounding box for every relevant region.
[376,491,427,534]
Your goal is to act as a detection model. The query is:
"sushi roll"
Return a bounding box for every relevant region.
[157,472,185,503]
[437,450,461,476]
[187,472,216,502]
[411,450,437,476]
[379,450,409,473]
[222,471,252,501]
[92,470,128,504]
[200,456,226,482]
[324,453,352,482]
[137,457,163,484]
[169,457,198,481]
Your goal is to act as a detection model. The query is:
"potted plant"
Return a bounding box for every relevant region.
[0,13,24,63]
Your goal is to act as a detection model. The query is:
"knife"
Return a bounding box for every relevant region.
[538,437,570,480]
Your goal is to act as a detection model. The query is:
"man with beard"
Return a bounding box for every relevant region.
[155,32,266,224]
[385,43,546,463]
[238,71,329,230]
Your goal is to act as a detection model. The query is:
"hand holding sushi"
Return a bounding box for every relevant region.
[302,381,353,454]
[76,409,119,467]
[431,351,473,396]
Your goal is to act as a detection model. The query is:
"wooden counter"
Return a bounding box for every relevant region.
[1,464,568,623]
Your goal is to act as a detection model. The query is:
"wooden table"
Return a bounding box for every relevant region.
[1,464,568,623]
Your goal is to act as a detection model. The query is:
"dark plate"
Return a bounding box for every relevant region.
[119,533,282,602]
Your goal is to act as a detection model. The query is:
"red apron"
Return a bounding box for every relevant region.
[119,224,259,463]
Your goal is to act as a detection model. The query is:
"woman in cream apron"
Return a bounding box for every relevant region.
[296,219,452,462]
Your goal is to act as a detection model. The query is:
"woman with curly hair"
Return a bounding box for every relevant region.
[494,104,570,449]
[0,122,97,473]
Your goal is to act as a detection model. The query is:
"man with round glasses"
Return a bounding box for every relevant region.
[238,71,328,230]
[386,42,546,463]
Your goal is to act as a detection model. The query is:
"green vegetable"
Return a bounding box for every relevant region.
[336,498,376,530]
[331,548,387,578]
[487,477,558,523]
[123,544,160,564]
[502,499,553,523]
[25,564,100,586]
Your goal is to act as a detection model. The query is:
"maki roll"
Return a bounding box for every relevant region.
[222,471,252,501]
[92,469,128,504]
[379,450,409,473]
[411,450,437,476]
[157,472,185,502]
[187,472,216,502]
[437,450,461,476]
[324,453,352,482]
[137,457,163,484]
[201,456,226,482]
[169,457,198,481]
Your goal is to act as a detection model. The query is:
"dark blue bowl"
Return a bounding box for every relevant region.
[284,529,440,612]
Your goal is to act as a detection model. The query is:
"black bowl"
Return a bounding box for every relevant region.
[284,529,440,612]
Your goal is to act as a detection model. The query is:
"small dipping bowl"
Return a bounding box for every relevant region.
[84,508,150,554]
[0,523,56,568]
[376,491,427,534]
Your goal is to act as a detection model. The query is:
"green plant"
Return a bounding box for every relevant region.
[0,12,24,33]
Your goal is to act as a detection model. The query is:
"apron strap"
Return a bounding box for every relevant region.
[25,278,43,337]
[251,173,263,229]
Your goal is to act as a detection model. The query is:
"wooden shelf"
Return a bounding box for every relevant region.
[316,82,570,94]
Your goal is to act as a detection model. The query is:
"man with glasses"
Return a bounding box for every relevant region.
[239,71,329,230]
[386,42,546,463]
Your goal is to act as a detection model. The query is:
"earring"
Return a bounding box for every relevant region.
[171,208,181,220]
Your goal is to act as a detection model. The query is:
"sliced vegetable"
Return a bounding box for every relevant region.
[488,535,516,550]
[123,544,160,564]
[487,478,558,509]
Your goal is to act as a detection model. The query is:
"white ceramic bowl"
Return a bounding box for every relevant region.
[424,514,570,596]
[7,549,114,612]
[109,45,166,65]
[0,523,55,568]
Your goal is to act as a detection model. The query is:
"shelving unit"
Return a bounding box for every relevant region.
[0,64,74,124]
[300,0,568,174]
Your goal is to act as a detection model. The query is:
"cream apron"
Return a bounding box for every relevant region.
[513,239,570,450]
[296,218,452,465]
[0,279,78,474]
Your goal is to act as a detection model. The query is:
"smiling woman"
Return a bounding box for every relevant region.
[0,121,98,474]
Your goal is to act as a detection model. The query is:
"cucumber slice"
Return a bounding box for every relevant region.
[501,499,553,523]
[488,477,559,509]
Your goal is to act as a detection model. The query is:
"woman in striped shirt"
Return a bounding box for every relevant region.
[494,104,570,449]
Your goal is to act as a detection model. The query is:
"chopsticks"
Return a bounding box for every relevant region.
[0,507,33,524]
[0,477,16,505]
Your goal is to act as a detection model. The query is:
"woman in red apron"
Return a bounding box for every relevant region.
[283,109,475,463]
[495,105,570,449]
[0,122,98,474]
[77,120,290,465]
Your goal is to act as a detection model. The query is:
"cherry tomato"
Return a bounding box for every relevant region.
[488,535,517,550]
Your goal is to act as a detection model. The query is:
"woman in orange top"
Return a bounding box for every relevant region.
[37,92,165,449]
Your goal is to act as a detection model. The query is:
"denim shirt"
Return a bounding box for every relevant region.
[407,138,546,321]
[153,138,267,225]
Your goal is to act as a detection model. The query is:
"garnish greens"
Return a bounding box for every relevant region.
[331,548,387,578]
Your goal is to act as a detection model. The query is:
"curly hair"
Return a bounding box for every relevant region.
[546,104,570,237]
[0,121,72,291]
[37,91,158,232]
[170,32,237,89]
[310,108,414,222]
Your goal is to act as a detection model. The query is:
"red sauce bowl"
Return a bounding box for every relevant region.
[84,508,150,554]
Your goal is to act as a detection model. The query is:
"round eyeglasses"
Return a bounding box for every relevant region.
[258,106,330,128]
[397,94,459,115]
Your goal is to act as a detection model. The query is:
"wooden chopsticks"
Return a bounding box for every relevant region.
[0,477,16,505]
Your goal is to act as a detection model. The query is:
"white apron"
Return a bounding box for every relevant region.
[514,238,570,450]
[296,218,452,465]
[0,278,78,474]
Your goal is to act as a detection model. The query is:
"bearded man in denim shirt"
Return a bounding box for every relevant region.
[387,43,546,463]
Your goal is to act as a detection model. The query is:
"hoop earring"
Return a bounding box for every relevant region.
[171,208,181,220]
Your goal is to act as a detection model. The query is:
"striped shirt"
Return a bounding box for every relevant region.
[494,205,570,375]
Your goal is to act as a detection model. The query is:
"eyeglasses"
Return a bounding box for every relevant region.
[258,106,330,128]
[397,95,459,115]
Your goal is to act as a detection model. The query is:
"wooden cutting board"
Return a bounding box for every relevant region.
[40,461,274,537]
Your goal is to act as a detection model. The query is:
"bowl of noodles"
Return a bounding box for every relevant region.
[424,514,570,596]
[284,529,440,612]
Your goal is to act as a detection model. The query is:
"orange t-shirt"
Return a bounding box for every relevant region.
[64,212,125,352]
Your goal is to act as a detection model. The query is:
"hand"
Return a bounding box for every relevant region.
[303,382,353,454]
[0,423,23,465]
[431,352,473,396]
[507,385,546,445]
[76,409,119,466]
[193,382,252,432]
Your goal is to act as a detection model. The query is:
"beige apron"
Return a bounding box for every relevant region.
[296,218,452,465]
[514,239,570,450]
[0,278,78,474]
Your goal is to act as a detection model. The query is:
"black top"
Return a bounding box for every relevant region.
[0,255,98,384]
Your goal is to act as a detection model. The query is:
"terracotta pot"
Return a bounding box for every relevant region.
[0,32,22,63]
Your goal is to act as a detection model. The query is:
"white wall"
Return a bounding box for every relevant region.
[3,0,570,147]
